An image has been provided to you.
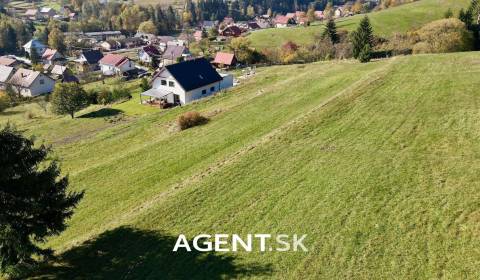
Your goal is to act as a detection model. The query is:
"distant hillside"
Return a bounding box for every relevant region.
[249,0,470,50]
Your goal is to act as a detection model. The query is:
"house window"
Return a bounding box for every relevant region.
[161,80,166,85]
[210,86,215,92]
[202,89,207,95]
[39,79,44,85]
[169,81,175,87]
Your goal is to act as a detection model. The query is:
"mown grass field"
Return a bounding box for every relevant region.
[2,51,480,279]
[249,0,470,50]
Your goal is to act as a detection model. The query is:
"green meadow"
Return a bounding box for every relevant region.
[248,0,470,50]
[1,51,479,278]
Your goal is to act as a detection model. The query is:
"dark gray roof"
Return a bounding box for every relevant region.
[165,58,222,91]
[82,50,103,64]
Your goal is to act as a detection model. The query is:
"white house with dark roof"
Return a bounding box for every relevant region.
[140,58,233,105]
[23,39,47,57]
[8,69,55,97]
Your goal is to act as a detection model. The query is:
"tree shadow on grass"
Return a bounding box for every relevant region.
[79,108,123,119]
[33,227,273,280]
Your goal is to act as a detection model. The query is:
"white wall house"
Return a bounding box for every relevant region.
[8,68,55,97]
[23,39,46,57]
[98,54,135,76]
[141,58,233,106]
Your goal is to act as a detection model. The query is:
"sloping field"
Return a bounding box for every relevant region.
[2,52,479,279]
[249,0,469,50]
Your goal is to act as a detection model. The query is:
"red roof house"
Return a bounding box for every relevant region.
[213,52,237,68]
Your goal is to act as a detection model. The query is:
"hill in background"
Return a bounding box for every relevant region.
[249,0,470,49]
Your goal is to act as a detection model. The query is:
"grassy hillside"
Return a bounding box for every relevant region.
[249,0,469,50]
[2,52,480,279]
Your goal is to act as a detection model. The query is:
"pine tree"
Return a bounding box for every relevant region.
[0,125,83,273]
[29,44,40,64]
[322,18,339,44]
[352,16,374,60]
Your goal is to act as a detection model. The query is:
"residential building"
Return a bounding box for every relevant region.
[74,50,104,72]
[0,65,14,90]
[140,58,233,105]
[40,7,57,19]
[98,54,135,76]
[212,52,237,68]
[161,45,191,66]
[8,68,55,97]
[219,25,243,37]
[23,39,46,57]
[42,49,64,65]
[138,45,161,64]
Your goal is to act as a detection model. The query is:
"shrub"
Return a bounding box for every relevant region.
[177,111,209,130]
[111,87,131,101]
[358,44,372,63]
[96,90,113,105]
[412,18,473,54]
[0,92,10,113]
[85,89,99,105]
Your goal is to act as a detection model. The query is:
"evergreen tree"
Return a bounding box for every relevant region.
[0,125,83,273]
[29,45,40,64]
[322,18,339,44]
[351,16,374,60]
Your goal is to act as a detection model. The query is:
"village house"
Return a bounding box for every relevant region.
[23,39,46,57]
[200,20,218,30]
[212,52,237,69]
[314,11,324,20]
[98,54,135,76]
[275,15,296,28]
[161,45,191,66]
[41,49,64,65]
[100,40,122,51]
[7,68,55,97]
[120,37,145,49]
[335,7,344,18]
[0,56,20,68]
[74,50,104,72]
[140,58,233,106]
[220,25,243,37]
[24,9,39,20]
[0,65,15,90]
[40,7,57,19]
[138,45,161,64]
[49,65,79,83]
[135,32,158,44]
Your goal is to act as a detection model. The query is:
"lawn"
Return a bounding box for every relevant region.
[0,51,474,279]
[248,0,470,50]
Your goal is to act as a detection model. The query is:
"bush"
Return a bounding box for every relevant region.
[111,87,131,101]
[0,93,10,113]
[96,90,113,105]
[358,44,372,63]
[177,111,209,130]
[412,18,473,54]
[85,89,99,105]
